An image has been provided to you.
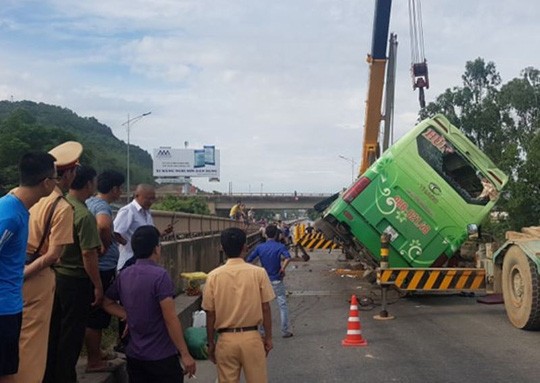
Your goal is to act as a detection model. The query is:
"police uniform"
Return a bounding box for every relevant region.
[202,258,275,383]
[11,142,82,383]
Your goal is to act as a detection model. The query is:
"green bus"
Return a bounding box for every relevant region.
[316,114,508,269]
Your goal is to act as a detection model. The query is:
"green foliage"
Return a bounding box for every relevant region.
[307,209,319,221]
[420,59,540,230]
[481,216,512,244]
[0,100,154,192]
[254,209,280,220]
[504,131,540,229]
[153,196,211,215]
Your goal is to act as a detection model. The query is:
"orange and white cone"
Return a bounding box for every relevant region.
[342,295,368,347]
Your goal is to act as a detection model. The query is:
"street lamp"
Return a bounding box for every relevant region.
[338,155,357,184]
[122,111,151,201]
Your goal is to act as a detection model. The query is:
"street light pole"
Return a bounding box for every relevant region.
[122,111,151,202]
[338,155,357,184]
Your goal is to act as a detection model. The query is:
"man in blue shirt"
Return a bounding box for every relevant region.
[84,170,125,372]
[0,152,57,380]
[247,224,293,338]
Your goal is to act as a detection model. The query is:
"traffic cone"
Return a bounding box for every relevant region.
[342,295,368,347]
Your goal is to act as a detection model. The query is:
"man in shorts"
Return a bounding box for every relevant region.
[84,170,125,372]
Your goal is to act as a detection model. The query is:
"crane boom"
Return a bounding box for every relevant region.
[360,0,393,174]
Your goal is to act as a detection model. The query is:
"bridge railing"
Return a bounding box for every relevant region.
[192,192,332,199]
[152,209,258,239]
[153,192,333,198]
[208,192,333,197]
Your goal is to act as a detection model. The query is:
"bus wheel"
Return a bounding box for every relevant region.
[502,245,540,330]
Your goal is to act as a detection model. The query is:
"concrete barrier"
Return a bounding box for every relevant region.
[160,231,262,293]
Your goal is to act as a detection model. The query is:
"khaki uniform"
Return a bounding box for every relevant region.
[11,187,74,383]
[202,258,275,383]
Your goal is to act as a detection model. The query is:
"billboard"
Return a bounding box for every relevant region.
[153,146,220,178]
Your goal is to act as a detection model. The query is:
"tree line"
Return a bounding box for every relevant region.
[0,101,153,194]
[0,102,213,215]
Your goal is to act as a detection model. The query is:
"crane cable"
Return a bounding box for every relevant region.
[408,0,429,108]
[408,0,426,65]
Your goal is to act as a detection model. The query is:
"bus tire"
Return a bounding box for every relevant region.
[502,245,540,330]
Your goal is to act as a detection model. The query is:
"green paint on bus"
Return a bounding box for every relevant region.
[320,114,508,268]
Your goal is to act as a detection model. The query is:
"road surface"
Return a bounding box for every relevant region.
[260,250,540,383]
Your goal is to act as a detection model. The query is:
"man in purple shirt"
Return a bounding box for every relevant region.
[103,225,196,382]
[247,224,293,338]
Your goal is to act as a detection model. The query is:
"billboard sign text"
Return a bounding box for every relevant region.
[153,146,220,178]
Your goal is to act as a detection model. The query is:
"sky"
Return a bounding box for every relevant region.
[0,0,538,194]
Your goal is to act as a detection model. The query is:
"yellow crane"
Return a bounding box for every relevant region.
[359,0,429,174]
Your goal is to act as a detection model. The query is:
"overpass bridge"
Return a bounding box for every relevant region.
[154,188,332,214]
[205,193,331,214]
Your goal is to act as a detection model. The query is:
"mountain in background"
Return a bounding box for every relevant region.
[0,100,153,193]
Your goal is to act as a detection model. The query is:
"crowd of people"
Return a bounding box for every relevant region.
[0,142,309,383]
[0,141,195,383]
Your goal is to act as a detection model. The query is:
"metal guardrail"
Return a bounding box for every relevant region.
[152,192,333,199]
[212,193,333,197]
[152,210,258,239]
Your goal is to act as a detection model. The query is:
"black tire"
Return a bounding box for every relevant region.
[502,245,540,330]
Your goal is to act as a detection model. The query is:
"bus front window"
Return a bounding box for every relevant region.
[417,127,489,205]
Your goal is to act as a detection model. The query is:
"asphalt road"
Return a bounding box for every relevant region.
[260,250,540,383]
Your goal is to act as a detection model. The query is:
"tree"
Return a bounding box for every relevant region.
[0,109,76,191]
[0,101,155,192]
[153,196,211,215]
[498,67,540,228]
[505,131,540,228]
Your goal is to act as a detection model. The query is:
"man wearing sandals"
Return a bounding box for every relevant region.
[84,170,125,373]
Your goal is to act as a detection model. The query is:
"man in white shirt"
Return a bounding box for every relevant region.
[113,184,173,354]
[114,184,157,271]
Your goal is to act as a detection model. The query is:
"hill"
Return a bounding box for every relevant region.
[0,100,153,193]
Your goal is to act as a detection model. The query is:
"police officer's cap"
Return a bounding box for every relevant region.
[48,141,83,171]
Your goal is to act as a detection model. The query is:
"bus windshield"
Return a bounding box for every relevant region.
[417,127,491,205]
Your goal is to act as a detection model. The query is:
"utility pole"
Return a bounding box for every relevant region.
[122,112,151,202]
[339,155,357,184]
